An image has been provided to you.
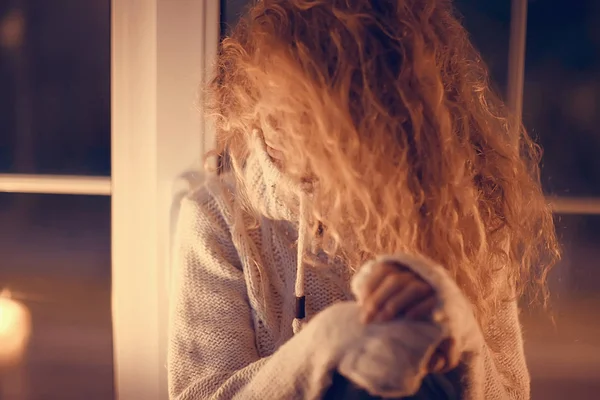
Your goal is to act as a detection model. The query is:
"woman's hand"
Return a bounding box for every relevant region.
[356,262,435,324]
[353,261,457,373]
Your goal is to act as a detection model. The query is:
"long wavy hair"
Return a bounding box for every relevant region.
[208,0,560,327]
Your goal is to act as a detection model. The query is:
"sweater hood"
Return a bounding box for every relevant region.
[241,130,312,333]
[241,131,301,222]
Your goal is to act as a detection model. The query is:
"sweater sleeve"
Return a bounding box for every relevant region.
[464,300,530,399]
[167,189,352,400]
[362,254,530,400]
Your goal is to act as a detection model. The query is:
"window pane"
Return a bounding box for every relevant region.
[523,214,600,399]
[0,193,112,400]
[222,0,512,92]
[524,1,600,196]
[0,1,110,176]
[454,0,512,94]
[222,0,249,35]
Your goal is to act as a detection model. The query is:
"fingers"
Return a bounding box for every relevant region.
[438,338,459,372]
[355,262,396,305]
[428,351,447,373]
[405,294,438,320]
[427,338,459,373]
[356,260,460,375]
[361,271,414,323]
[358,261,436,324]
[370,280,433,323]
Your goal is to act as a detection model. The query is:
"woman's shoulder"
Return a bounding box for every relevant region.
[178,172,285,253]
[178,173,239,239]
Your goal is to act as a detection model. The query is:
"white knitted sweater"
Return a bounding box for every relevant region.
[167,135,530,399]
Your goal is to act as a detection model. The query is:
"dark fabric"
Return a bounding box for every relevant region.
[323,372,458,400]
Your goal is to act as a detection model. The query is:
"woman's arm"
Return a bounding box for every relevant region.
[367,254,530,400]
[167,190,341,400]
[168,185,468,400]
[463,300,530,400]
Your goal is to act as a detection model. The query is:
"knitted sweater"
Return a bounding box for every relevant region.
[167,133,530,400]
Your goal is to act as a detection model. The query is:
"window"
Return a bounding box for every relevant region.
[524,1,600,198]
[457,0,600,396]
[0,194,112,399]
[455,0,512,94]
[456,0,600,397]
[0,0,110,176]
[0,1,112,399]
[1,1,219,399]
[520,1,600,397]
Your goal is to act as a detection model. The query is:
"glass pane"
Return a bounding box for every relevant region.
[222,0,512,92]
[0,1,110,176]
[523,214,600,399]
[523,1,600,196]
[0,193,113,400]
[222,0,249,35]
[454,0,512,94]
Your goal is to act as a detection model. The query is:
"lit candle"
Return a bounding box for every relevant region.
[0,290,32,399]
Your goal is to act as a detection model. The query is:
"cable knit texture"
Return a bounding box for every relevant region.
[167,138,530,399]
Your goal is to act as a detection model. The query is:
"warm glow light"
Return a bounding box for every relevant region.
[0,290,31,366]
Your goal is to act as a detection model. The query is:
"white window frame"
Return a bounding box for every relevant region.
[0,0,598,399]
[111,1,219,400]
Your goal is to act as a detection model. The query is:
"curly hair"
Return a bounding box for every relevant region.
[208,0,560,327]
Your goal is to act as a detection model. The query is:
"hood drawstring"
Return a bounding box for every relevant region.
[292,194,310,334]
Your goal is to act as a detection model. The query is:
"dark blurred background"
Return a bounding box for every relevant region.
[0,0,598,399]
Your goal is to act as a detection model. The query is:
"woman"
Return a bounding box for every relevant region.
[168,1,559,399]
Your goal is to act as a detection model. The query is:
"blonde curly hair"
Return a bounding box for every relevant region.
[208,0,560,327]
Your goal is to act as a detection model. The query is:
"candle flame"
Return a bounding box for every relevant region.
[0,289,32,366]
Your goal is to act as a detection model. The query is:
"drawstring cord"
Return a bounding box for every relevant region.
[293,194,310,333]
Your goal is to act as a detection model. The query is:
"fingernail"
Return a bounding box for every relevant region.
[432,309,444,323]
[428,356,443,373]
